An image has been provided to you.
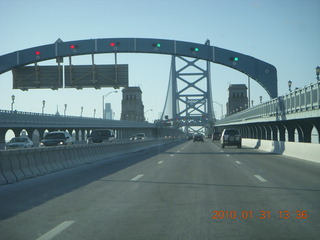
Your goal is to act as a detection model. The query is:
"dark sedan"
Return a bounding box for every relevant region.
[193,134,204,142]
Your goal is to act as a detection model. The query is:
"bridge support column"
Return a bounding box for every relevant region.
[277,124,286,141]
[0,129,6,144]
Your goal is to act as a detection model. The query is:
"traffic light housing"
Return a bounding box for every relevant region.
[230,57,239,62]
[190,47,199,52]
[70,44,79,49]
[110,42,120,47]
[152,43,161,48]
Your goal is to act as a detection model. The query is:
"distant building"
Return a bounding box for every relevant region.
[121,87,145,122]
[226,84,248,115]
[104,103,113,119]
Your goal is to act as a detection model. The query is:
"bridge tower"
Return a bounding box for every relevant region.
[162,40,214,135]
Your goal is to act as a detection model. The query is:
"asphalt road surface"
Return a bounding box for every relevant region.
[1,139,319,240]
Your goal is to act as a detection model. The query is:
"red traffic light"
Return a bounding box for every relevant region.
[35,51,41,55]
[70,44,79,49]
[110,42,120,47]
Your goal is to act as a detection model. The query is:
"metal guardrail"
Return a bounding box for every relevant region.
[216,81,320,125]
[0,110,156,129]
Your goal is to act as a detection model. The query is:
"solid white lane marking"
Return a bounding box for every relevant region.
[157,161,164,164]
[235,161,242,164]
[36,221,74,240]
[131,174,144,181]
[254,175,267,182]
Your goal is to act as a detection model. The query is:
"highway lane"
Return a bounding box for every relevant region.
[0,139,319,239]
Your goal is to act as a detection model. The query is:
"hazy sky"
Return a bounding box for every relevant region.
[0,0,319,121]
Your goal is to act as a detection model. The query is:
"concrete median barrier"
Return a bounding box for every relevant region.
[17,153,33,178]
[25,148,41,176]
[0,138,181,185]
[242,138,320,163]
[0,151,17,183]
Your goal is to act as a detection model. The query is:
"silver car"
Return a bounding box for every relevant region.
[220,128,242,148]
[6,137,33,150]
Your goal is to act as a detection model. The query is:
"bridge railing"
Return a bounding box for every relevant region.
[216,81,320,125]
[0,110,156,128]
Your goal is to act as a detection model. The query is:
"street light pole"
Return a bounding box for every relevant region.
[64,104,67,116]
[316,66,320,81]
[81,106,83,117]
[102,90,117,119]
[212,101,223,119]
[288,80,292,92]
[11,95,15,111]
[144,109,153,122]
[42,100,46,114]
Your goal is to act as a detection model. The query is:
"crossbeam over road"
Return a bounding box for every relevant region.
[0,38,278,98]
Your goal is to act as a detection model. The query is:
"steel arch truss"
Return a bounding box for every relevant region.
[0,37,278,98]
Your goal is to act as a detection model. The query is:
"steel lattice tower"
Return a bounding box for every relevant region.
[162,40,214,135]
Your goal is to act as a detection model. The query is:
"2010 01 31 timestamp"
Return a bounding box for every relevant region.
[211,210,308,220]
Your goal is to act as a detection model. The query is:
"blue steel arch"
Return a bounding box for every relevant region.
[0,38,277,98]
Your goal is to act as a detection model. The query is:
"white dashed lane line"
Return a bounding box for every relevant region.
[157,161,164,164]
[131,174,144,181]
[235,161,242,165]
[254,175,268,182]
[36,221,74,240]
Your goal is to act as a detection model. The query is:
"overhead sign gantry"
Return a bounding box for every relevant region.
[0,38,278,97]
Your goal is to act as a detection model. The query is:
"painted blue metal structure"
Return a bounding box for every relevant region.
[0,38,278,98]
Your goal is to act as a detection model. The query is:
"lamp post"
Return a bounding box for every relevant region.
[80,106,83,117]
[42,100,45,114]
[102,91,117,119]
[288,80,292,92]
[93,109,96,118]
[316,66,320,81]
[11,95,15,111]
[260,96,262,104]
[64,104,67,116]
[213,101,223,119]
[144,109,153,122]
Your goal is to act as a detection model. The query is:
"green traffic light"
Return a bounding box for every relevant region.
[195,47,199,52]
[157,43,161,47]
[234,57,239,61]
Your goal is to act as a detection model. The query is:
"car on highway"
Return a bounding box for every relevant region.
[5,136,33,150]
[220,128,242,148]
[193,134,204,142]
[211,132,221,141]
[186,134,193,140]
[130,133,146,141]
[40,131,74,147]
[87,129,115,143]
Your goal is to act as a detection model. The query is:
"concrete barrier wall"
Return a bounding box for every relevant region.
[0,138,180,185]
[242,138,320,164]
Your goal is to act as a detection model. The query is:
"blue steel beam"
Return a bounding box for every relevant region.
[0,38,278,98]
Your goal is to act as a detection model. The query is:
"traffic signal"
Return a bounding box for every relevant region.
[110,42,120,47]
[190,47,199,52]
[35,51,41,55]
[230,57,239,62]
[70,44,79,49]
[152,43,161,48]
